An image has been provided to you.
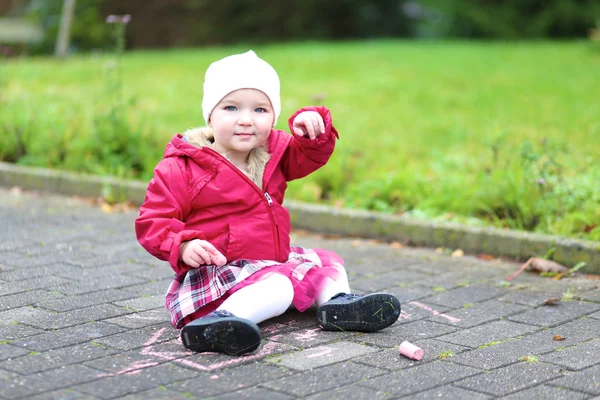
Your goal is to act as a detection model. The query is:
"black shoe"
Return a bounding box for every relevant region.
[317,292,401,332]
[180,310,261,355]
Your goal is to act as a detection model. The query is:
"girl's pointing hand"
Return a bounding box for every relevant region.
[292,111,325,140]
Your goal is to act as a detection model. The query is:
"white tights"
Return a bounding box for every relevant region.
[216,268,351,324]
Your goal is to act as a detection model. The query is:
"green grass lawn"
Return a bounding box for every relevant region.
[1,40,599,240]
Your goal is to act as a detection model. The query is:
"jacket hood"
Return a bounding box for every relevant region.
[164,127,271,187]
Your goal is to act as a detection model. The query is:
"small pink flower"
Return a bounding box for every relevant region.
[121,15,131,24]
[106,15,119,23]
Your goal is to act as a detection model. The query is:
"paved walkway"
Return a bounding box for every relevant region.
[1,187,600,400]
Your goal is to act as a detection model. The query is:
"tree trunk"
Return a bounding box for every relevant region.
[55,0,76,59]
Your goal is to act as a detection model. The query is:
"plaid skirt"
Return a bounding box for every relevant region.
[166,246,344,329]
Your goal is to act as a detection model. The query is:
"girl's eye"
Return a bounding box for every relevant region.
[225,105,237,111]
[255,108,266,113]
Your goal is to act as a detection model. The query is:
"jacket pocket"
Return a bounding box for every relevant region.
[218,223,239,259]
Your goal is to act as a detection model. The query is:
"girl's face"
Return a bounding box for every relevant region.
[209,89,274,164]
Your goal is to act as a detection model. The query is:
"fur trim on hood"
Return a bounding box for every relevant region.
[182,127,271,188]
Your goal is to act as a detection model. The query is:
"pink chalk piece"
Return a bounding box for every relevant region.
[210,375,219,380]
[399,341,424,361]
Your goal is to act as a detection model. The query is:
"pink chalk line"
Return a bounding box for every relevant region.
[399,311,412,321]
[293,328,320,342]
[408,301,461,324]
[98,327,281,376]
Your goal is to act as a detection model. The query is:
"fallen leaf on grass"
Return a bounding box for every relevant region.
[553,335,567,341]
[505,257,568,281]
[451,249,464,257]
[477,253,495,261]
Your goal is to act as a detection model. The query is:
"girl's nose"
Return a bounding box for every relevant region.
[237,114,253,125]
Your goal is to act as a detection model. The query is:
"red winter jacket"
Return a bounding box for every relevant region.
[135,106,338,275]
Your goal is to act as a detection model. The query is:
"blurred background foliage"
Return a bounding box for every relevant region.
[2,0,600,54]
[1,1,599,240]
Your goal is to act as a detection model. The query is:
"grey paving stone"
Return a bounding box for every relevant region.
[0,289,66,311]
[262,361,385,396]
[350,270,429,292]
[358,360,482,397]
[0,344,30,361]
[92,324,177,351]
[269,326,354,348]
[450,317,600,370]
[48,275,149,296]
[455,361,565,397]
[1,252,98,269]
[0,263,82,282]
[73,362,200,399]
[267,341,378,371]
[0,275,73,296]
[167,362,293,397]
[212,387,295,399]
[576,289,600,303]
[590,311,600,320]
[0,341,120,374]
[499,290,568,307]
[305,384,391,400]
[114,295,164,312]
[103,309,168,329]
[118,387,197,400]
[429,299,531,328]
[28,304,133,330]
[508,301,600,327]
[10,321,127,351]
[420,284,507,308]
[413,270,501,291]
[384,284,439,304]
[539,339,600,371]
[399,385,493,399]
[36,289,139,312]
[26,389,100,400]
[548,365,600,395]
[435,320,540,348]
[121,278,174,297]
[497,384,590,400]
[0,323,44,340]
[2,364,103,400]
[0,306,60,326]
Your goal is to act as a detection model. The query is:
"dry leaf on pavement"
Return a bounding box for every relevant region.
[553,335,567,341]
[505,257,568,281]
[543,298,561,306]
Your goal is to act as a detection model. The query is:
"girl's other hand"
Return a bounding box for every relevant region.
[180,239,227,267]
[292,111,325,140]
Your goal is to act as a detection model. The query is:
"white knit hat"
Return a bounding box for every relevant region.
[202,50,281,126]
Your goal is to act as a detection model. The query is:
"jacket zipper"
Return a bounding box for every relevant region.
[205,148,281,259]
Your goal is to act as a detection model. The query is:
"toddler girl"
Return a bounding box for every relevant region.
[135,50,400,356]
